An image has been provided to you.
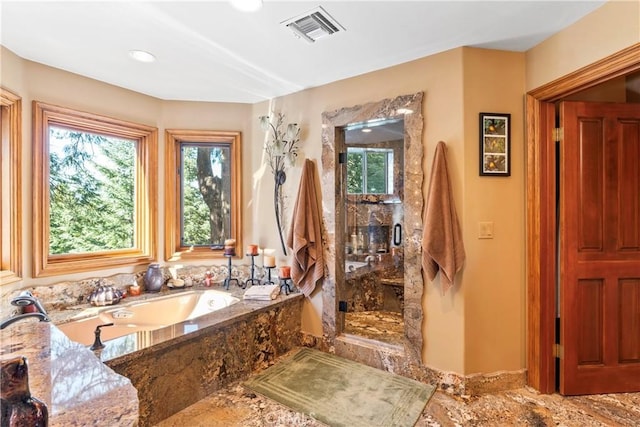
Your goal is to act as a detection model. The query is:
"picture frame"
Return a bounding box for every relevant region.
[479,112,511,176]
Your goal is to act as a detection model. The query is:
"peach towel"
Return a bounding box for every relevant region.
[287,159,325,297]
[422,141,465,294]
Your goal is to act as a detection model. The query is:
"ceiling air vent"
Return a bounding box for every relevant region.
[282,6,345,43]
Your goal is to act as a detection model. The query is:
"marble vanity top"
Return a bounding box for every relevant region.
[0,321,138,426]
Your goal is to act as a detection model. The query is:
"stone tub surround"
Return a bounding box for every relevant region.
[2,265,303,426]
[0,321,138,426]
[105,292,303,426]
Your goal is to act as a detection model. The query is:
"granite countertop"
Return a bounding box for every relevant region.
[0,321,139,426]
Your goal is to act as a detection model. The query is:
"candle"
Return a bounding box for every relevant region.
[264,255,276,267]
[247,244,258,255]
[224,238,236,256]
[128,283,142,296]
[279,266,291,279]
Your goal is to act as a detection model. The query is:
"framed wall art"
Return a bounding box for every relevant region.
[479,112,510,176]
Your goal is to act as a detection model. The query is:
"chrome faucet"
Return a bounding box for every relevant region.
[364,255,376,265]
[0,291,50,330]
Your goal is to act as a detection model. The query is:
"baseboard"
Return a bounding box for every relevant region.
[301,331,527,396]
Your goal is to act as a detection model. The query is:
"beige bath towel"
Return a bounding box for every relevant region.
[287,159,325,297]
[422,141,465,294]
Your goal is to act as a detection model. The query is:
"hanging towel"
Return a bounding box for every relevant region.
[287,159,325,297]
[422,141,465,294]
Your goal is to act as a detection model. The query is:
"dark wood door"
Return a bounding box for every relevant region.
[559,100,640,395]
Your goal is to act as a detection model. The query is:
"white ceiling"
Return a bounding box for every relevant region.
[0,0,606,104]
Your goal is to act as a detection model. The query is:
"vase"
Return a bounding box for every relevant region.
[143,264,163,292]
[1,356,48,427]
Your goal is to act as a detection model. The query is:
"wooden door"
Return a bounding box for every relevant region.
[559,101,640,395]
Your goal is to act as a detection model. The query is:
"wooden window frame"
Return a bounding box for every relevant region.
[32,101,158,277]
[0,88,22,285]
[164,129,242,261]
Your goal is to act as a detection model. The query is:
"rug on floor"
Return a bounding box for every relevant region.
[244,348,435,427]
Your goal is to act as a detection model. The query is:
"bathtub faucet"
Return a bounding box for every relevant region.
[365,255,376,266]
[0,291,50,329]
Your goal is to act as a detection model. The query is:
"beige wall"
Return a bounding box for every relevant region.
[1,0,637,376]
[526,0,640,91]
[0,47,253,287]
[461,48,527,373]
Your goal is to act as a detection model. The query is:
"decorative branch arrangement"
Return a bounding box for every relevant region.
[260,113,301,255]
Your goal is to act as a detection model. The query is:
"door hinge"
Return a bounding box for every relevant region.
[553,127,563,142]
[554,343,564,359]
[338,152,347,164]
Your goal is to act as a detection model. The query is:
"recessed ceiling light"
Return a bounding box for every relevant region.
[361,128,372,133]
[396,108,413,115]
[129,50,156,63]
[229,0,263,12]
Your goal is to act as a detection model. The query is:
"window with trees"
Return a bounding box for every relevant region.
[346,147,394,194]
[165,129,242,261]
[33,102,157,277]
[1,88,22,285]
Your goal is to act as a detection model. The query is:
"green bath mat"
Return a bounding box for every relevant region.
[244,348,435,427]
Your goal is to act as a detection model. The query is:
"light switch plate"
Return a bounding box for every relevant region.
[478,221,494,239]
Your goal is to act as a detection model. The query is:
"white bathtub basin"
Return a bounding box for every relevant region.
[57,289,239,346]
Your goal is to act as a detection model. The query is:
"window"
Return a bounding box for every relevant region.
[1,88,22,285]
[33,102,157,277]
[346,147,394,194]
[165,129,242,261]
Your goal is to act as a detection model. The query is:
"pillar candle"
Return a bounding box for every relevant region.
[279,266,291,279]
[224,238,236,256]
[247,244,258,255]
[264,255,276,267]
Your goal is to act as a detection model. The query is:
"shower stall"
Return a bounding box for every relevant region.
[341,118,405,346]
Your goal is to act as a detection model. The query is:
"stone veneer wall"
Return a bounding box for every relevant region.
[107,297,302,427]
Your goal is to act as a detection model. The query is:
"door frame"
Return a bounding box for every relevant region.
[526,43,640,393]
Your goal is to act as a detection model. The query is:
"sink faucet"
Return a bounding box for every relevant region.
[0,291,50,330]
[365,255,376,265]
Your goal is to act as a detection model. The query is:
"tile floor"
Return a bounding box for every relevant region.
[156,350,640,427]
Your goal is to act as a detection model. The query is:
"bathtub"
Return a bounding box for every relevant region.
[57,289,239,347]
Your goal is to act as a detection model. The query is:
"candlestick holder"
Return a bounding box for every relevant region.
[263,266,276,285]
[245,253,260,287]
[223,254,241,290]
[279,277,294,295]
